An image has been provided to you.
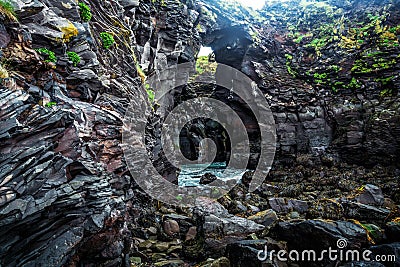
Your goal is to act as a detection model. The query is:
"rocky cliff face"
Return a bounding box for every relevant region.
[0,0,201,265]
[250,0,400,168]
[190,0,400,168]
[0,0,399,266]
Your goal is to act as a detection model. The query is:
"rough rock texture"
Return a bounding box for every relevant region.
[274,220,368,250]
[189,0,400,169]
[0,0,400,266]
[190,197,265,258]
[0,0,201,265]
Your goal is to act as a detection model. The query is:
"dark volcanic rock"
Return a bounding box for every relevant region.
[342,201,390,221]
[355,184,385,206]
[192,197,264,257]
[385,220,400,243]
[199,172,218,185]
[369,243,400,267]
[0,87,130,266]
[268,198,309,214]
[274,220,368,251]
[225,239,287,267]
[1,0,400,266]
[247,209,278,227]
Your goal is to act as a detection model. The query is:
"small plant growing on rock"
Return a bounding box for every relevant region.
[195,56,217,74]
[146,88,155,103]
[0,0,17,21]
[0,64,9,79]
[145,83,155,103]
[151,0,166,6]
[36,48,57,63]
[45,101,57,108]
[136,63,146,82]
[100,32,115,49]
[78,2,92,22]
[67,51,81,66]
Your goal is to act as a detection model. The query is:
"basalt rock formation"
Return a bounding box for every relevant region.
[0,0,399,266]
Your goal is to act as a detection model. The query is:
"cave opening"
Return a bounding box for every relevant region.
[147,24,262,187]
[168,78,262,186]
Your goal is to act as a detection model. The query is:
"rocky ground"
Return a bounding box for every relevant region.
[0,0,399,266]
[126,160,400,267]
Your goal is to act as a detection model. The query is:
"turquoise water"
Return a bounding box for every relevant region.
[178,162,246,187]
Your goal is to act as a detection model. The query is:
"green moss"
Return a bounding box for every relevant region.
[306,37,328,56]
[294,35,304,43]
[147,88,155,103]
[196,56,207,74]
[309,38,326,47]
[0,0,17,21]
[351,58,396,74]
[285,54,296,77]
[367,13,381,23]
[78,2,92,22]
[375,76,394,85]
[45,101,57,108]
[292,32,313,44]
[364,51,384,58]
[313,72,328,79]
[330,65,341,72]
[144,83,156,105]
[67,51,81,66]
[36,48,57,63]
[285,54,293,60]
[195,55,217,75]
[380,88,393,97]
[331,81,346,92]
[135,63,146,82]
[152,0,166,6]
[100,32,115,49]
[346,77,362,89]
[311,71,332,85]
[389,25,400,33]
[0,64,8,79]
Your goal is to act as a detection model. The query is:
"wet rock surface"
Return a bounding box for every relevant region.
[0,0,400,266]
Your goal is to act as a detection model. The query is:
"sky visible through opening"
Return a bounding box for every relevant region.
[197,0,266,57]
[198,46,213,57]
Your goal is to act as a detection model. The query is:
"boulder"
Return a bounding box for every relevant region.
[248,209,278,227]
[385,219,400,242]
[193,197,264,257]
[225,239,287,267]
[355,184,385,206]
[163,219,180,236]
[274,220,368,251]
[268,198,309,214]
[369,243,400,267]
[199,172,218,185]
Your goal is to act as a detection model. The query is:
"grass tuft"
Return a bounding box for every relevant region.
[0,0,17,21]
